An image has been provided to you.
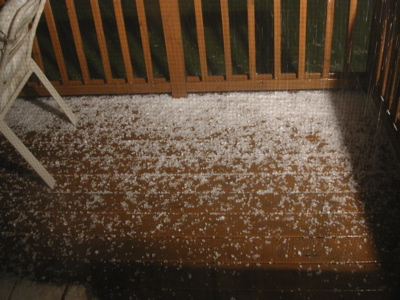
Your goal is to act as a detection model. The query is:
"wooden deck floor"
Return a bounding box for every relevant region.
[1,90,400,299]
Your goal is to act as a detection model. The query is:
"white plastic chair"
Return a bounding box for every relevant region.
[0,0,77,188]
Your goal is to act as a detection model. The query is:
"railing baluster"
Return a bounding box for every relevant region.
[220,0,233,80]
[135,0,154,84]
[273,0,281,79]
[322,0,335,78]
[393,6,400,123]
[397,98,400,123]
[389,2,400,113]
[382,27,395,98]
[298,0,307,78]
[89,0,113,83]
[388,49,400,110]
[396,56,400,124]
[65,0,91,84]
[32,37,45,72]
[344,0,358,74]
[374,0,389,86]
[194,0,209,81]
[247,0,256,79]
[44,1,69,84]
[381,3,398,98]
[113,0,135,83]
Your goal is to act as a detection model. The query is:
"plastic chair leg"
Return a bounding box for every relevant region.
[0,120,56,189]
[29,59,77,126]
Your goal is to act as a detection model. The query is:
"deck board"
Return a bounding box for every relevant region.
[1,90,400,297]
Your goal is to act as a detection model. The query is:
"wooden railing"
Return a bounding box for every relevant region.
[0,0,375,98]
[368,0,400,145]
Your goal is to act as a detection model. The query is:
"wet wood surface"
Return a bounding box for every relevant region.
[1,91,399,298]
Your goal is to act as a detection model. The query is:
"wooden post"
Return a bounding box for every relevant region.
[44,0,70,84]
[136,0,155,84]
[114,0,135,83]
[194,0,210,81]
[273,0,281,79]
[298,0,307,79]
[344,0,358,75]
[247,0,256,79]
[89,0,113,83]
[322,0,335,78]
[220,0,233,80]
[65,0,91,84]
[159,0,187,98]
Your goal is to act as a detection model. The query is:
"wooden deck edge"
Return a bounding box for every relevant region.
[186,78,361,93]
[21,78,361,98]
[21,82,172,97]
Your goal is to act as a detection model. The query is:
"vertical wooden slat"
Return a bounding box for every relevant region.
[395,48,400,123]
[344,0,358,74]
[389,41,399,123]
[136,0,155,84]
[366,0,383,82]
[322,0,335,78]
[388,49,400,110]
[381,22,395,98]
[380,20,393,96]
[89,0,113,83]
[381,2,399,98]
[365,6,376,82]
[374,1,389,86]
[194,0,210,81]
[247,0,256,79]
[113,0,135,83]
[32,37,45,72]
[43,1,69,84]
[386,3,399,106]
[392,5,400,121]
[273,0,281,79]
[220,0,233,80]
[397,100,400,123]
[396,55,400,123]
[159,0,187,98]
[298,0,307,78]
[65,0,91,84]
